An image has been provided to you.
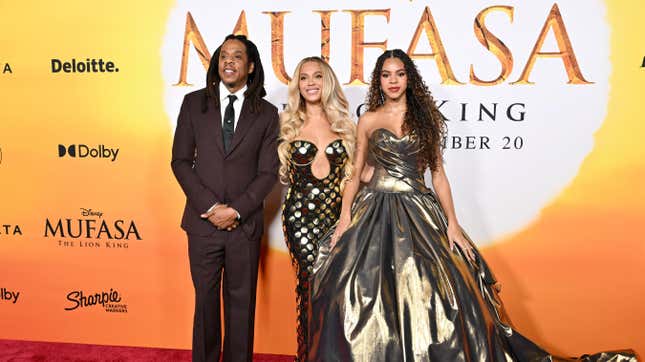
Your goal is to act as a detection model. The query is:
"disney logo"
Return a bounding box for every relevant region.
[80,208,103,218]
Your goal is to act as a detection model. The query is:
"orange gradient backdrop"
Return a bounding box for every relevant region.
[0,0,643,358]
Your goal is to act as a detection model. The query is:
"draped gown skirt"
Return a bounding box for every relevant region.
[308,128,637,362]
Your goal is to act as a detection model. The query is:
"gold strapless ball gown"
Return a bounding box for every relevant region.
[308,128,637,362]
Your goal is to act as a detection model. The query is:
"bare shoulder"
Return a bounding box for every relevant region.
[357,111,379,136]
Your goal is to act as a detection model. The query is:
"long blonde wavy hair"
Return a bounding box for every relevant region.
[278,57,356,187]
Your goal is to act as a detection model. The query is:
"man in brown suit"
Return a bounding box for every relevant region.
[171,34,279,362]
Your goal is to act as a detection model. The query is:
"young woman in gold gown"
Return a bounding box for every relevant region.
[308,49,637,362]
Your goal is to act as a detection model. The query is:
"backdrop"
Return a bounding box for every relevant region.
[1,0,644,357]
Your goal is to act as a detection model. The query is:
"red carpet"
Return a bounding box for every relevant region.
[0,340,294,361]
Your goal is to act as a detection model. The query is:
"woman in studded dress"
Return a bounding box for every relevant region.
[278,56,356,361]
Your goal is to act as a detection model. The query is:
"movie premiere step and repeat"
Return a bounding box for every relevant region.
[1,0,643,355]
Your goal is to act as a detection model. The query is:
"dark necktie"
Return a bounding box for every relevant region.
[222,94,237,152]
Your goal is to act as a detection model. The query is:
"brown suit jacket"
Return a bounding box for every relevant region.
[171,88,279,240]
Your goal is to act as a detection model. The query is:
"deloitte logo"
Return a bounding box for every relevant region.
[58,144,119,162]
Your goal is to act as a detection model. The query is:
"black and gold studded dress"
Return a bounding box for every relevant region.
[282,139,347,361]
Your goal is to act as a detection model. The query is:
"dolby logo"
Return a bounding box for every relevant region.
[58,144,119,162]
[1,288,20,304]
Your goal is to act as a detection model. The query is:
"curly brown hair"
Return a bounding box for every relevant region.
[365,49,447,171]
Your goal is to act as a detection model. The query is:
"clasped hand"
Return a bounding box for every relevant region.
[200,204,239,231]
